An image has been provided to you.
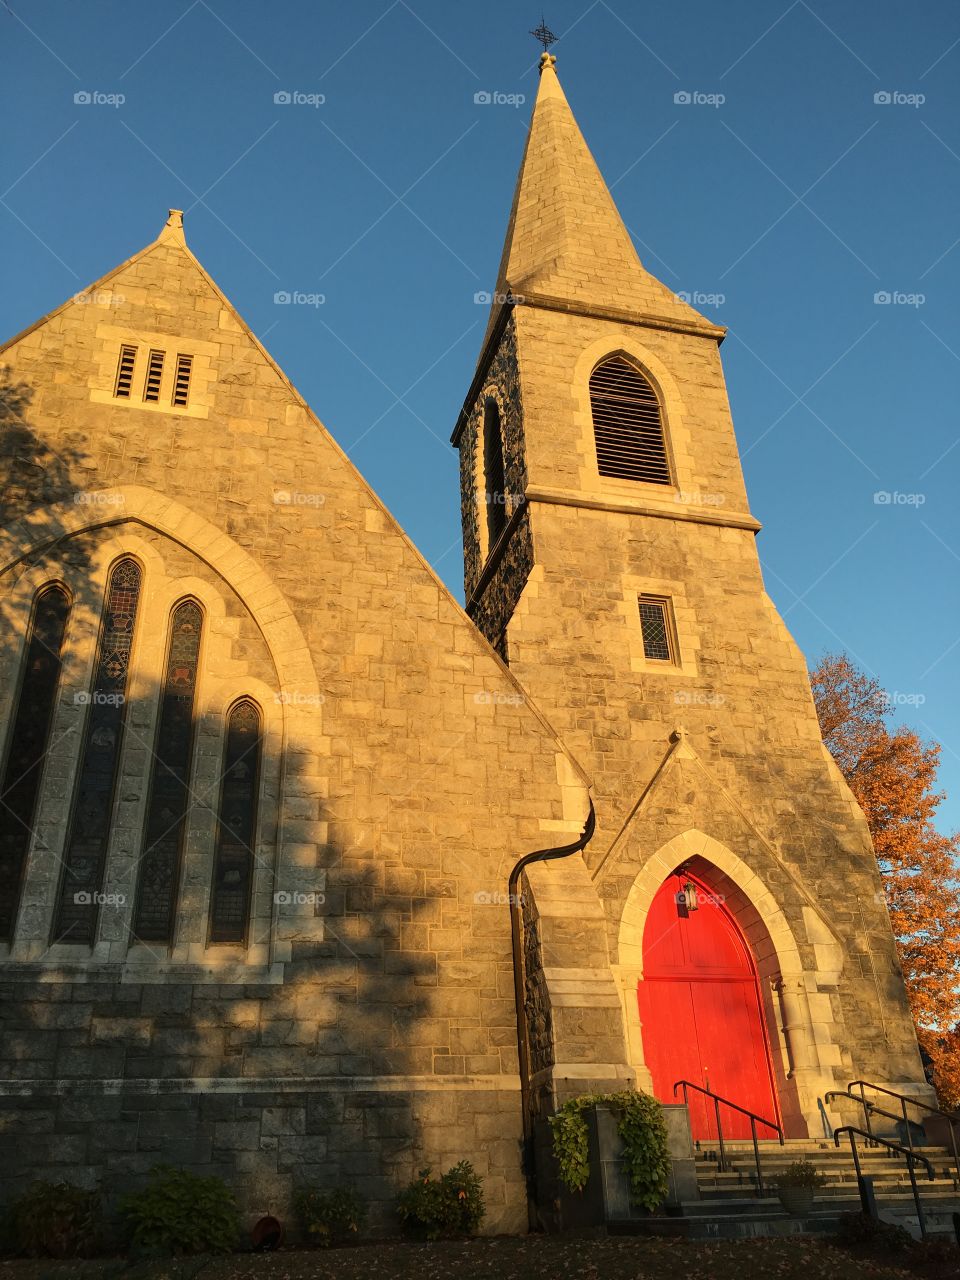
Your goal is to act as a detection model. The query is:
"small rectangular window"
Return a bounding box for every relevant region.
[172,353,193,407]
[639,595,674,662]
[143,349,164,402]
[114,345,137,398]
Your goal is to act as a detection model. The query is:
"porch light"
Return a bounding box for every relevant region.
[681,881,699,912]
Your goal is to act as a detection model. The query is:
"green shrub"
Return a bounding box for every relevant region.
[8,1180,103,1258]
[773,1160,827,1189]
[549,1090,670,1212]
[293,1186,366,1248]
[836,1211,914,1253]
[118,1165,239,1256]
[396,1162,485,1241]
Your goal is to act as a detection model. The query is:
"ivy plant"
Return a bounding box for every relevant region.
[548,1090,669,1212]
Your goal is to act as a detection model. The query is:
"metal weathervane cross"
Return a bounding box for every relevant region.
[530,17,557,52]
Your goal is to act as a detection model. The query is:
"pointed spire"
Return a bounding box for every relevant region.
[483,56,717,341]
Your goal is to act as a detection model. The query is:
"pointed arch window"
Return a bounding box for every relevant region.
[132,600,203,942]
[209,699,262,945]
[0,584,71,942]
[54,558,142,943]
[590,356,671,485]
[482,397,507,550]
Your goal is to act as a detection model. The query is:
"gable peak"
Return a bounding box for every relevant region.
[156,208,186,247]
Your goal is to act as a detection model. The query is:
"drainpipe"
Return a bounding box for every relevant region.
[508,800,597,1200]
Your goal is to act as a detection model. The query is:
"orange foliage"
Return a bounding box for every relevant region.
[811,653,960,1108]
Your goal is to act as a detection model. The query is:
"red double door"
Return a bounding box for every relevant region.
[637,872,781,1140]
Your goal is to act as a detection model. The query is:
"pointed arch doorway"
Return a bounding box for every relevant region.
[636,869,782,1140]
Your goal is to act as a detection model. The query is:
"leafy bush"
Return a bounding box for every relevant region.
[773,1160,827,1189]
[549,1090,670,1212]
[118,1165,239,1256]
[7,1180,103,1258]
[836,1211,914,1253]
[294,1186,366,1248]
[396,1162,485,1241]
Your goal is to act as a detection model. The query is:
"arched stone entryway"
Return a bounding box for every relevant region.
[615,829,845,1140]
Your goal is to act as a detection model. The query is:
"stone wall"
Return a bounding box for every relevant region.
[0,222,596,1232]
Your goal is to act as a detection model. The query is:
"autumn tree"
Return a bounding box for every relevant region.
[810,653,960,1106]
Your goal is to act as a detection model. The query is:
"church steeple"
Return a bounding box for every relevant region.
[483,53,719,345]
[454,51,755,662]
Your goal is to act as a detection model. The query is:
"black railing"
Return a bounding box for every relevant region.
[847,1079,960,1186]
[673,1079,784,1198]
[834,1126,935,1239]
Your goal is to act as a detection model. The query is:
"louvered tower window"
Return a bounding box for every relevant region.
[172,354,193,407]
[132,600,203,942]
[590,356,671,484]
[482,398,507,551]
[143,349,165,402]
[209,699,262,944]
[114,345,137,398]
[0,584,71,942]
[53,558,142,943]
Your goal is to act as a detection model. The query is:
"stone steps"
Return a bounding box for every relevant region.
[654,1139,960,1241]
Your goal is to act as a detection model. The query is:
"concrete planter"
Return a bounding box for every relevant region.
[534,1103,699,1231]
[777,1186,816,1216]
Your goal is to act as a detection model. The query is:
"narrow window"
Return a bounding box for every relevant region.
[482,398,507,551]
[53,558,142,943]
[171,354,193,408]
[0,585,71,942]
[209,700,262,945]
[114,345,137,398]
[143,349,164,402]
[639,595,674,662]
[132,601,203,942]
[590,356,671,484]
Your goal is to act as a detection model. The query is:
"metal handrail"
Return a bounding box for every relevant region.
[834,1125,935,1239]
[674,1079,784,1197]
[844,1079,960,1186]
[826,1089,920,1142]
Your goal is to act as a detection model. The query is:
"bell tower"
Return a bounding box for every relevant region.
[452,51,928,1130]
[453,51,755,698]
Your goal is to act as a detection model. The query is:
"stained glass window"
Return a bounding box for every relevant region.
[639,596,674,662]
[132,600,203,942]
[0,585,71,942]
[209,700,261,944]
[53,558,142,943]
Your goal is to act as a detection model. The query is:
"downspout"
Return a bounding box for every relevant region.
[508,800,597,1200]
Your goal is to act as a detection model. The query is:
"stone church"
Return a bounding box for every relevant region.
[0,54,927,1233]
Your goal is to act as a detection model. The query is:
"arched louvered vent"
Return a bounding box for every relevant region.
[590,356,671,485]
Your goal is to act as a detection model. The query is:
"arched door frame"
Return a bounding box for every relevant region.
[615,829,841,1138]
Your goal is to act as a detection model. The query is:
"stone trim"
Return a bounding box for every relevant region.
[617,828,805,974]
[512,290,726,343]
[524,485,761,533]
[0,1074,522,1096]
[0,486,321,711]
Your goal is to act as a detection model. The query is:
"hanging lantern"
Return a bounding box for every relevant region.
[682,880,699,912]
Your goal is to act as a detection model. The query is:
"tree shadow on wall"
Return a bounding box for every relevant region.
[0,395,451,1234]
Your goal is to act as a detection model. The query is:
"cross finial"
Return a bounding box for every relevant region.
[530,16,557,53]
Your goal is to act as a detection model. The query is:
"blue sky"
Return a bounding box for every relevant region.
[2,1,959,831]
